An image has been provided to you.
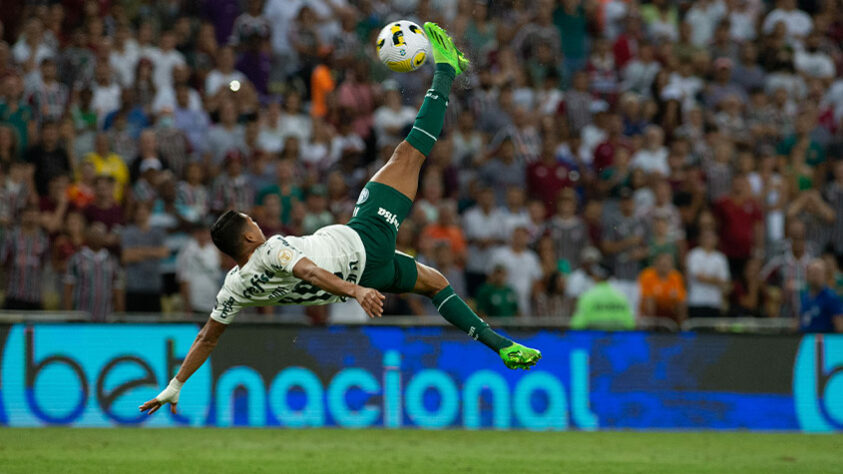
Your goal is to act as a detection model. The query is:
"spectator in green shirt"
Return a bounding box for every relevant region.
[571,263,635,330]
[475,264,519,317]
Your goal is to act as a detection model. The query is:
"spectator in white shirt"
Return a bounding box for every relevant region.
[151,31,186,91]
[489,226,543,315]
[632,125,669,176]
[176,223,222,314]
[12,18,55,71]
[373,82,416,148]
[500,187,531,239]
[794,33,835,79]
[685,0,726,47]
[109,25,139,88]
[205,46,247,96]
[762,0,812,40]
[621,43,661,96]
[686,230,730,318]
[90,62,122,125]
[462,186,506,296]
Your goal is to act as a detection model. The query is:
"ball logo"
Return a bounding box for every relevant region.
[793,335,843,432]
[278,249,294,266]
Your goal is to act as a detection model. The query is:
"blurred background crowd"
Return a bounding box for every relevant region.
[0,0,842,329]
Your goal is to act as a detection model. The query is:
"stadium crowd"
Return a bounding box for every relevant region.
[0,0,842,330]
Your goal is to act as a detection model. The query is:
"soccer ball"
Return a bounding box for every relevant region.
[376,20,431,73]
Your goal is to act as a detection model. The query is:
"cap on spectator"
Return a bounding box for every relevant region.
[714,58,733,70]
[618,187,634,199]
[140,158,163,173]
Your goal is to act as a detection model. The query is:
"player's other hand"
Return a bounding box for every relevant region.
[139,378,183,415]
[354,286,385,318]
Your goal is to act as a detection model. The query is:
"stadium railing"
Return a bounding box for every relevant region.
[680,317,796,334]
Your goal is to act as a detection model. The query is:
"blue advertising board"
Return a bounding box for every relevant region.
[0,324,840,431]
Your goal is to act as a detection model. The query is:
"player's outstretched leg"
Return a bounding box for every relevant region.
[369,22,469,201]
[414,262,542,370]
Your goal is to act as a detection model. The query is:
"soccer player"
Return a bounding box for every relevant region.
[140,23,541,416]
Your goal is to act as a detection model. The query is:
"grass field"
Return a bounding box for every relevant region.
[0,428,840,473]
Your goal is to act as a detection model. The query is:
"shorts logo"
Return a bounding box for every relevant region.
[357,189,370,205]
[377,207,400,231]
[278,249,294,266]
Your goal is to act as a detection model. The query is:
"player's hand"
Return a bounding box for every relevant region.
[354,286,385,318]
[139,378,183,415]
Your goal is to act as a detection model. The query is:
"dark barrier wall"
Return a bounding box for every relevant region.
[0,324,840,431]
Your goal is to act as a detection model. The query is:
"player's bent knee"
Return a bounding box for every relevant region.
[414,263,450,297]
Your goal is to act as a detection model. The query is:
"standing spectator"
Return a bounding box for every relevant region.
[173,84,209,153]
[563,72,593,133]
[631,125,669,176]
[490,226,543,315]
[83,175,123,247]
[762,0,812,40]
[638,252,687,323]
[176,222,222,314]
[798,259,843,333]
[373,84,416,148]
[479,138,526,205]
[0,74,34,152]
[422,202,467,264]
[205,100,246,168]
[205,46,247,97]
[545,189,588,270]
[475,264,519,318]
[462,186,505,296]
[686,230,730,318]
[176,162,209,221]
[499,187,531,240]
[63,222,124,321]
[84,133,129,202]
[527,141,574,214]
[603,188,648,306]
[0,205,48,309]
[26,120,70,196]
[714,175,764,277]
[120,202,168,313]
[152,31,186,92]
[761,220,814,318]
[90,62,122,124]
[211,151,254,213]
[27,58,68,123]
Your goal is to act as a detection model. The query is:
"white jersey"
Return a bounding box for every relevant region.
[210,225,366,324]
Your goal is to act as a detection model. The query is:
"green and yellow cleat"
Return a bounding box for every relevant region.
[499,343,542,370]
[423,22,470,76]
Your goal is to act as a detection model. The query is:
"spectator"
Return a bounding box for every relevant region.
[176,222,222,314]
[714,175,764,277]
[603,187,648,306]
[0,74,34,152]
[545,189,588,270]
[373,84,416,148]
[0,205,48,309]
[421,201,467,263]
[475,264,519,318]
[489,226,543,315]
[798,259,843,333]
[527,140,575,214]
[83,175,123,246]
[84,133,129,202]
[205,46,247,97]
[211,151,254,214]
[302,185,333,235]
[205,100,246,167]
[571,263,635,330]
[121,202,168,312]
[639,252,687,323]
[686,230,730,318]
[761,220,814,318]
[27,57,68,123]
[826,160,843,260]
[63,222,124,321]
[480,138,525,205]
[26,119,70,196]
[534,271,567,318]
[463,186,505,296]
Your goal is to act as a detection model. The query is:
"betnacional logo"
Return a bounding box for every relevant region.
[793,335,843,432]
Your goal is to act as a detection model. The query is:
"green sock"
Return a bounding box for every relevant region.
[432,286,512,353]
[405,63,455,157]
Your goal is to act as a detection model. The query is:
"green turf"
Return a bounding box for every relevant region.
[0,428,840,473]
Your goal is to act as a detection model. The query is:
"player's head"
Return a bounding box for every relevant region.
[211,210,266,260]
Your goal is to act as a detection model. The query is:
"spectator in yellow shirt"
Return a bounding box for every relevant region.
[82,133,129,202]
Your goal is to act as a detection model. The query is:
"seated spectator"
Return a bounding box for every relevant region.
[1,205,48,309]
[475,264,519,318]
[603,188,648,306]
[799,259,843,333]
[176,222,222,314]
[639,252,687,323]
[572,263,634,330]
[121,202,168,313]
[686,230,730,318]
[489,226,543,315]
[64,222,124,321]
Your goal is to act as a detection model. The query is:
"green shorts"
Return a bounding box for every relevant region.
[347,182,418,293]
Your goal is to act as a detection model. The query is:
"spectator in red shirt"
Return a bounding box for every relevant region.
[714,175,764,277]
[527,140,574,216]
[592,114,629,173]
[83,175,124,248]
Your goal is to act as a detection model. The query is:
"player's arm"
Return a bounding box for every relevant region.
[292,257,385,318]
[138,317,227,415]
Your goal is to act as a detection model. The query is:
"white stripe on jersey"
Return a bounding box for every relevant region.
[210,225,367,323]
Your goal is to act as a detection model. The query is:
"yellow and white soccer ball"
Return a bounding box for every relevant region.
[376,20,431,73]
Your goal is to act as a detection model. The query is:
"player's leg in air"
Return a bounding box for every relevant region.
[348,23,540,369]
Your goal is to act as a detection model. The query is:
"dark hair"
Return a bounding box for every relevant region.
[211,210,248,258]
